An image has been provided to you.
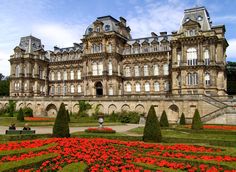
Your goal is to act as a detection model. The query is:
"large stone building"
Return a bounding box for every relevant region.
[5,6,236,124]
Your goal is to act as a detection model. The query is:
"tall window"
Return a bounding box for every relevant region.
[187,73,198,85]
[108,61,112,75]
[51,86,55,95]
[57,72,61,80]
[39,66,43,79]
[205,73,210,86]
[108,43,112,53]
[134,66,140,77]
[164,82,169,91]
[187,48,197,66]
[163,64,169,75]
[154,82,160,92]
[78,85,81,93]
[177,75,181,86]
[15,65,20,77]
[204,49,210,65]
[126,83,131,92]
[51,72,55,81]
[98,62,103,75]
[70,70,74,80]
[177,52,181,66]
[109,87,113,95]
[57,86,61,95]
[125,66,131,77]
[144,65,149,76]
[63,71,67,80]
[14,82,20,90]
[70,85,74,93]
[135,83,141,92]
[118,64,120,76]
[153,65,159,76]
[77,69,81,79]
[145,82,150,92]
[63,85,67,94]
[92,62,98,76]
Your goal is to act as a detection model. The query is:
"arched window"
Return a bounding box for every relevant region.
[135,83,141,92]
[78,85,81,93]
[187,73,192,85]
[57,86,61,94]
[108,43,112,53]
[145,82,150,92]
[153,65,159,76]
[98,62,103,75]
[187,48,197,66]
[15,65,20,77]
[164,82,169,91]
[24,67,27,77]
[109,87,113,95]
[14,82,20,90]
[51,86,55,95]
[70,70,74,80]
[205,73,210,86]
[144,65,149,76]
[63,85,67,94]
[70,85,74,93]
[57,71,61,80]
[134,66,140,77]
[24,83,27,91]
[187,73,198,85]
[125,66,131,77]
[204,49,210,65]
[177,74,181,86]
[77,69,81,79]
[63,71,67,80]
[193,72,198,85]
[126,83,131,92]
[51,72,55,81]
[154,82,160,92]
[177,52,181,66]
[108,61,112,75]
[92,62,98,76]
[163,64,169,75]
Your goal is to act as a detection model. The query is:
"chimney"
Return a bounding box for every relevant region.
[120,17,126,26]
[160,32,167,36]
[151,32,157,37]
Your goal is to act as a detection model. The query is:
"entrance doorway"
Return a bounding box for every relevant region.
[95,82,103,96]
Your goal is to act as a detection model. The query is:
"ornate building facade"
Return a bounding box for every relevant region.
[6,6,233,123]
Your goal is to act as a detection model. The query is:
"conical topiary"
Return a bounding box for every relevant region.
[53,103,70,137]
[160,110,169,127]
[191,109,203,130]
[66,110,70,122]
[179,112,186,125]
[143,105,162,142]
[17,108,24,122]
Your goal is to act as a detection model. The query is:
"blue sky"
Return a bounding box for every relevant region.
[0,0,236,76]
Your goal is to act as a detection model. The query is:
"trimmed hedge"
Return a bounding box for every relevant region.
[0,134,52,142]
[160,110,169,127]
[84,128,116,134]
[17,108,24,122]
[191,109,203,130]
[179,113,186,125]
[134,162,181,172]
[59,162,88,172]
[0,153,58,172]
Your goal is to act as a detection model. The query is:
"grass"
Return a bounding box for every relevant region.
[59,162,88,172]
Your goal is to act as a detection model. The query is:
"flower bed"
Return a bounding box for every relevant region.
[24,117,55,122]
[0,138,235,171]
[203,125,236,131]
[84,127,116,133]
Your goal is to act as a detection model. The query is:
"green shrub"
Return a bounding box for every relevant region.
[118,111,140,124]
[6,100,16,117]
[66,110,70,122]
[109,111,119,122]
[0,107,7,116]
[160,110,169,127]
[179,112,186,125]
[53,103,70,137]
[17,108,24,122]
[76,100,92,117]
[23,107,33,117]
[143,105,162,142]
[191,109,203,130]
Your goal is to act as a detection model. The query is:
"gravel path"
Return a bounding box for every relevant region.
[0,124,143,135]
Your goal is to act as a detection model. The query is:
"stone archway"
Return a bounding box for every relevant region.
[95,82,103,97]
[96,104,104,114]
[108,104,117,114]
[168,104,179,123]
[135,104,145,114]
[121,104,130,112]
[45,104,57,117]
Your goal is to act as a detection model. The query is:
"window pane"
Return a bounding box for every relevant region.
[145,82,150,92]
[136,83,141,92]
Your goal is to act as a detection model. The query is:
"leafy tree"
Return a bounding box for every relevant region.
[179,112,186,125]
[76,100,92,117]
[143,105,162,142]
[160,110,169,127]
[0,76,9,96]
[17,108,24,121]
[53,103,70,137]
[0,73,4,81]
[6,100,16,117]
[191,109,203,130]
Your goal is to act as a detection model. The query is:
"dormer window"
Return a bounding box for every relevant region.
[105,25,110,31]
[197,16,203,21]
[96,27,100,32]
[185,17,190,22]
[88,28,93,33]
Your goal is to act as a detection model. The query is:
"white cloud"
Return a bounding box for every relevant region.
[227,39,236,60]
[32,23,87,49]
[0,50,11,76]
[127,1,187,38]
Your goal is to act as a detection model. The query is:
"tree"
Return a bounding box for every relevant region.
[0,73,4,81]
[6,100,16,117]
[17,108,24,121]
[66,110,70,122]
[179,112,186,125]
[191,109,203,130]
[160,110,169,127]
[143,105,162,142]
[53,103,70,137]
[76,100,92,117]
[0,76,9,96]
